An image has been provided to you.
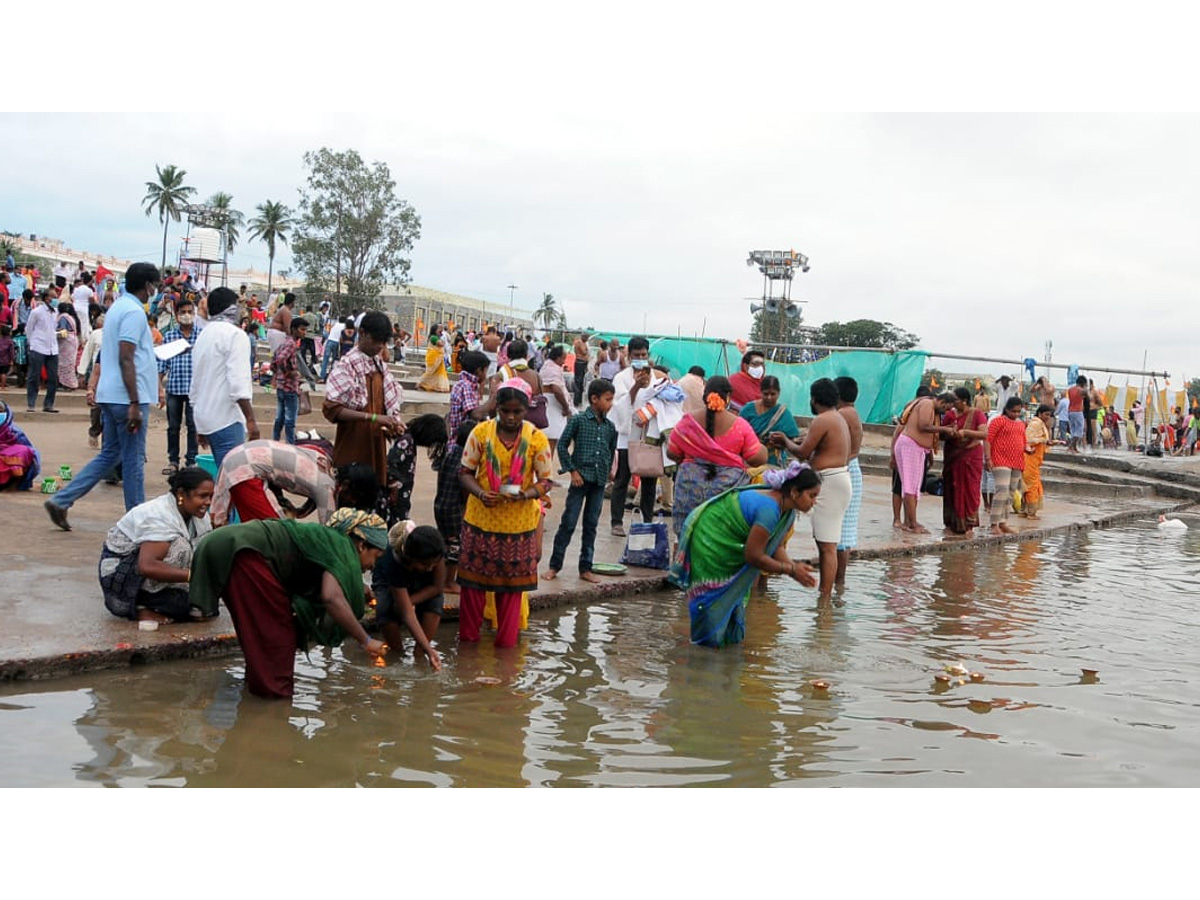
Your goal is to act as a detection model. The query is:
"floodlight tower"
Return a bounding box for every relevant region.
[746,248,809,345]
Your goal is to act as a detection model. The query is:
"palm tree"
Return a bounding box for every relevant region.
[208,192,244,287]
[141,164,196,271]
[247,200,293,298]
[208,192,244,253]
[533,292,559,329]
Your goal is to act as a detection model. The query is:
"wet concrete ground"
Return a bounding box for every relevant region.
[1,380,1190,681]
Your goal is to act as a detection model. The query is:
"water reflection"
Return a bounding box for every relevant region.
[3,522,1200,787]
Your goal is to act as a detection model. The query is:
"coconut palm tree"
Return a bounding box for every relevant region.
[141,164,196,271]
[247,200,293,299]
[208,192,244,253]
[533,292,560,330]
[208,192,244,287]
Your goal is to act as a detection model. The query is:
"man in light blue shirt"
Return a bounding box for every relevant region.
[46,262,161,530]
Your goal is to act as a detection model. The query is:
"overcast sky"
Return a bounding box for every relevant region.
[7,17,1198,388]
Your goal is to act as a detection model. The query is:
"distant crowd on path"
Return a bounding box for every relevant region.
[887,369,1190,542]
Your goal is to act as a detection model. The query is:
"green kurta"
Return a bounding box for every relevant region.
[189,519,365,649]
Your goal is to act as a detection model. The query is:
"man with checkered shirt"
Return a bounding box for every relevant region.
[157,294,201,475]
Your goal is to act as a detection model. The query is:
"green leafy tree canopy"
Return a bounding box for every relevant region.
[291,148,421,303]
[813,319,920,350]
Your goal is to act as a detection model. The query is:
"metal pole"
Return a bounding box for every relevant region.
[740,340,1169,379]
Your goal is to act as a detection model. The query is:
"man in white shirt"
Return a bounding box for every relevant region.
[321,316,347,381]
[993,375,1019,419]
[24,288,60,413]
[190,286,260,470]
[608,336,673,536]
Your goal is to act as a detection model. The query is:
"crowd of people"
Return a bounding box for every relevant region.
[13,256,1192,694]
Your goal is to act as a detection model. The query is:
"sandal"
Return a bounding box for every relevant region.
[162,464,179,476]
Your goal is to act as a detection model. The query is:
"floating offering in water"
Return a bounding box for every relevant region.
[809,679,829,692]
[944,663,969,676]
[475,676,502,685]
[1081,668,1099,678]
[934,673,952,685]
[969,672,985,683]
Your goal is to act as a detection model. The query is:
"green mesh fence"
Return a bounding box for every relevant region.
[592,335,928,424]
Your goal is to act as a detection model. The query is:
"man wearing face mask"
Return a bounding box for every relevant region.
[158,297,201,475]
[729,350,766,411]
[609,336,681,536]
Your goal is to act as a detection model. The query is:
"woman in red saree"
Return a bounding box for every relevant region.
[941,386,988,536]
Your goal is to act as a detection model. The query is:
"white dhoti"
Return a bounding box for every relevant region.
[811,466,852,544]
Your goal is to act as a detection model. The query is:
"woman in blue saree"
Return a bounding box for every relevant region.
[670,461,821,647]
[739,375,800,467]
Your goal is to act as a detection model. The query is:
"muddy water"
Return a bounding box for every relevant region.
[3,520,1200,787]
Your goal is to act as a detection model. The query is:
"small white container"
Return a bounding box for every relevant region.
[138,620,159,632]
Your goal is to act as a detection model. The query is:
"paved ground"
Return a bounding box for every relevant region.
[0,385,1186,682]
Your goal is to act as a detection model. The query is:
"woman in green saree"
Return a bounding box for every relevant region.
[670,461,821,648]
[739,375,800,467]
[189,507,389,698]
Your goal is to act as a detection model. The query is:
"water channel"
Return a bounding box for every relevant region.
[3,520,1198,787]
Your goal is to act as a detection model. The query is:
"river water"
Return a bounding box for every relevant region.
[3,520,1198,787]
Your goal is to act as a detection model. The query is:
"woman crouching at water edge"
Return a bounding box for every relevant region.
[670,462,820,648]
[100,467,213,624]
[188,508,389,698]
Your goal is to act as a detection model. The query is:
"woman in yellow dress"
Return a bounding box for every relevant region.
[417,333,451,392]
[457,378,553,647]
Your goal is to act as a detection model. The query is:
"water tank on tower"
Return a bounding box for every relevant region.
[189,227,224,262]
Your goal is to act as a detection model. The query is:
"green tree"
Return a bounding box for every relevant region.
[142,164,196,271]
[533,292,561,329]
[813,319,920,350]
[247,200,294,299]
[291,148,421,303]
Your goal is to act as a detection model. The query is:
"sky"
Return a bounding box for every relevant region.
[6,5,1199,387]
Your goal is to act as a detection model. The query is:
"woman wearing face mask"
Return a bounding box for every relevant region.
[670,461,820,648]
[728,350,766,410]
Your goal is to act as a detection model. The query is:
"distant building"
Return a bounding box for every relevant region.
[381,284,533,344]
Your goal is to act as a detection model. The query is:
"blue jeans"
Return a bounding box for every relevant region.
[549,480,607,573]
[165,393,198,466]
[26,349,58,410]
[206,420,246,471]
[50,403,148,512]
[320,340,340,380]
[273,390,299,444]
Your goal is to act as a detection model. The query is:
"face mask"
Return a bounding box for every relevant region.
[748,365,765,379]
[631,359,649,370]
[177,314,195,325]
